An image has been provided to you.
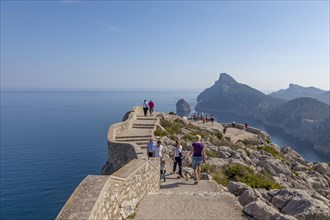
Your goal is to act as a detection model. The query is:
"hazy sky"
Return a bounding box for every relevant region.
[1,1,329,92]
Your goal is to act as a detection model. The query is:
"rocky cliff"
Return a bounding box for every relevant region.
[154,113,330,220]
[196,73,330,155]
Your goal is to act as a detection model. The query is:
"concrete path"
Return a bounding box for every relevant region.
[134,169,245,220]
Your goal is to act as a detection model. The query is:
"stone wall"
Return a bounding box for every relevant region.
[221,123,270,140]
[102,106,145,175]
[57,158,160,220]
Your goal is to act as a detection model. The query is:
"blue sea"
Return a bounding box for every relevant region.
[0,90,328,220]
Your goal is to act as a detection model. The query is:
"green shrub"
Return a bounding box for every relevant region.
[183,133,195,142]
[160,119,183,135]
[154,129,167,136]
[212,170,229,186]
[256,145,283,160]
[169,134,177,141]
[202,163,216,173]
[169,112,176,115]
[241,138,259,146]
[206,149,218,158]
[222,163,282,190]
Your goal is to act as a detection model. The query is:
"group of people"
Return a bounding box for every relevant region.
[147,134,206,185]
[143,100,154,116]
[191,113,214,124]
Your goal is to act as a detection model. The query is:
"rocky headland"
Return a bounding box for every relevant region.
[195,73,330,155]
[154,113,330,219]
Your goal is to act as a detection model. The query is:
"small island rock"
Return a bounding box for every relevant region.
[176,99,191,112]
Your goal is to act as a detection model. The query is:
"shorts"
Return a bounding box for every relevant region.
[192,156,203,170]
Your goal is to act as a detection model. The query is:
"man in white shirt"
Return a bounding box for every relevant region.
[154,140,163,158]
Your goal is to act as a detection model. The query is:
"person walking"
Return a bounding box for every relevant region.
[148,100,154,116]
[172,140,183,178]
[189,135,206,185]
[143,100,149,116]
[147,139,155,159]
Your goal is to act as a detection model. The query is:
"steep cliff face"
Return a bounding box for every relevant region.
[196,73,282,117]
[196,73,330,154]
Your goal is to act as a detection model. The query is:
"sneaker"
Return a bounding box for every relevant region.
[177,176,181,179]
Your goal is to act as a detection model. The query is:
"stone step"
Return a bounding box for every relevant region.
[116,135,152,139]
[136,117,157,121]
[115,138,151,142]
[133,123,155,127]
[136,142,149,146]
[132,126,155,129]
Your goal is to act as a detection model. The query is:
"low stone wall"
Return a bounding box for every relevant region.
[57,158,160,220]
[102,106,145,175]
[221,123,270,140]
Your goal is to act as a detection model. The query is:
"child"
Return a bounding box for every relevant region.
[160,159,166,182]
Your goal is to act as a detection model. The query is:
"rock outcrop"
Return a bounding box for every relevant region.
[176,99,191,112]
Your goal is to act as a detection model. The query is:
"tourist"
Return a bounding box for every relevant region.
[154,140,163,158]
[148,100,154,116]
[189,135,206,185]
[223,125,227,134]
[232,121,235,128]
[210,114,214,125]
[143,100,149,116]
[147,139,155,158]
[172,139,183,178]
[244,122,248,131]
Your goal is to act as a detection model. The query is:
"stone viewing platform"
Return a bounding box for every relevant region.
[57,106,330,220]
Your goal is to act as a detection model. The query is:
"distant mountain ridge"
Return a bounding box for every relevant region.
[269,83,330,105]
[196,73,330,155]
[196,73,283,117]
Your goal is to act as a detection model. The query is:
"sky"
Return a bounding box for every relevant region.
[1,1,329,92]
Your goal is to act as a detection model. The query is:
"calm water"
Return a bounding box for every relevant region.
[0,90,328,219]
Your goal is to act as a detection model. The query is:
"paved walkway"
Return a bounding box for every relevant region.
[134,162,245,219]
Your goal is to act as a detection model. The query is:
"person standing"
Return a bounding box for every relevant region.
[147,139,155,158]
[189,135,206,185]
[210,114,214,125]
[148,100,154,116]
[154,140,163,158]
[172,140,183,178]
[143,100,149,116]
[244,122,248,131]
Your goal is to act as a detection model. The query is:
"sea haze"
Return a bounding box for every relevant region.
[0,90,327,220]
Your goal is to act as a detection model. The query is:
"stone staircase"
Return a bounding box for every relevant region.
[115,116,158,149]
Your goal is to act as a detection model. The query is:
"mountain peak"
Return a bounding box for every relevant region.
[219,73,238,84]
[289,83,302,89]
